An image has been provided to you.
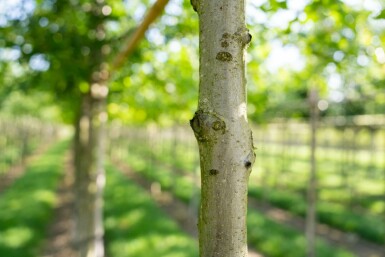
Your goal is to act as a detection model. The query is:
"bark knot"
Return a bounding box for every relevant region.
[209,169,219,175]
[220,33,230,48]
[221,41,229,48]
[212,120,225,131]
[234,27,252,46]
[222,33,230,39]
[190,110,226,142]
[216,52,232,62]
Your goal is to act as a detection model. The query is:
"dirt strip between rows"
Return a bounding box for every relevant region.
[42,153,76,257]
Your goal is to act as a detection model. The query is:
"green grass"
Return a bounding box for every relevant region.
[250,143,385,243]
[104,164,198,257]
[112,144,357,257]
[247,210,354,257]
[0,135,39,175]
[0,140,68,257]
[248,187,385,244]
[115,139,385,244]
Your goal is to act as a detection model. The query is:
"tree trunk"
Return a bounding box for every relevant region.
[73,82,107,257]
[190,1,254,256]
[306,88,318,257]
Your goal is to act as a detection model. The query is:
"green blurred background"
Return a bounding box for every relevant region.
[0,0,384,256]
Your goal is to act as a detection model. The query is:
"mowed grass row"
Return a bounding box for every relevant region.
[247,187,384,244]
[250,146,385,243]
[112,145,356,257]
[0,140,199,257]
[104,164,198,257]
[115,138,385,244]
[0,116,58,175]
[0,135,40,175]
[0,140,68,257]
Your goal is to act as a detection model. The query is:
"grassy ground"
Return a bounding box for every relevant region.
[1,127,379,256]
[250,145,385,243]
[117,136,385,244]
[0,136,39,175]
[112,144,356,257]
[104,164,198,257]
[0,140,199,257]
[0,140,68,257]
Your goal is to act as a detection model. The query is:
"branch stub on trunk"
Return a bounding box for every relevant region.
[190,0,199,13]
[234,27,252,46]
[244,150,256,172]
[190,110,226,142]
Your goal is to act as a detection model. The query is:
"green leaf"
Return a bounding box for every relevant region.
[374,9,385,19]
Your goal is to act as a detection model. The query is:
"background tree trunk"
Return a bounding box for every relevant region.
[190,1,254,256]
[70,1,169,254]
[73,82,107,257]
[306,88,319,257]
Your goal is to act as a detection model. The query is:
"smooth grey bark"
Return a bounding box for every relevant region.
[190,1,255,256]
[71,5,109,254]
[306,89,319,257]
[381,126,385,252]
[73,79,108,257]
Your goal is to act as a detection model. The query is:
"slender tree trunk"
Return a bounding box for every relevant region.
[71,3,110,254]
[306,88,318,257]
[73,81,108,257]
[383,131,385,253]
[190,1,254,256]
[280,121,288,187]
